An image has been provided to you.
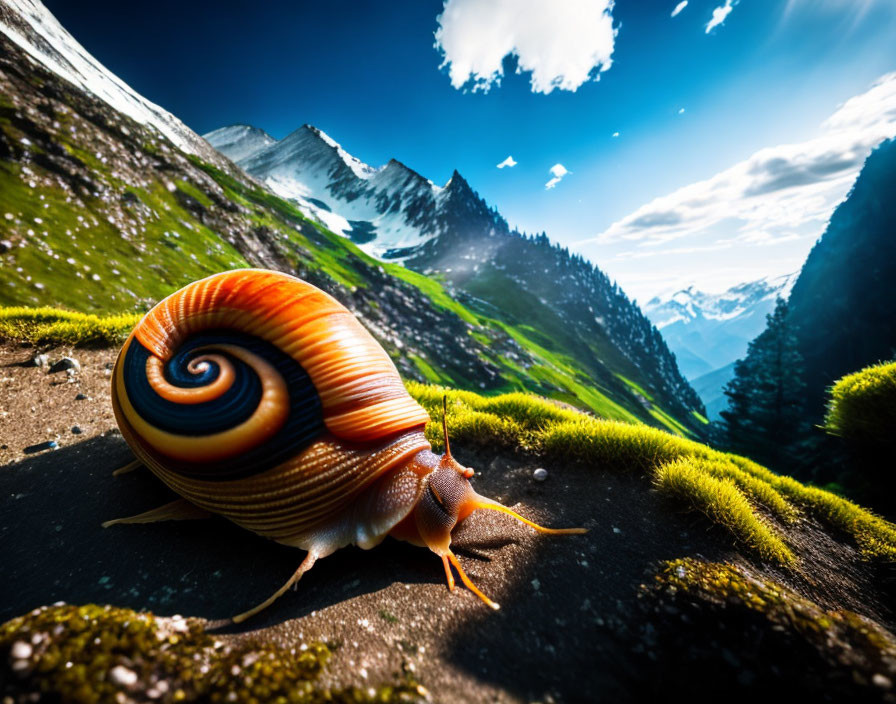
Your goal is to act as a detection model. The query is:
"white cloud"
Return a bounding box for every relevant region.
[592,73,896,248]
[678,107,686,114]
[612,131,620,137]
[671,1,688,17]
[434,0,616,94]
[497,155,517,168]
[706,0,736,32]
[545,163,570,189]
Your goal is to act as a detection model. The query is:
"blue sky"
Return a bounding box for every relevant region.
[46,0,896,301]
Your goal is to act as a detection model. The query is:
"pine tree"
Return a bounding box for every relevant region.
[720,298,808,470]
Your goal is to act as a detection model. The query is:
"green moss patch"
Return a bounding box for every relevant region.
[654,459,795,565]
[652,558,896,673]
[0,306,140,346]
[0,604,423,704]
[825,360,896,447]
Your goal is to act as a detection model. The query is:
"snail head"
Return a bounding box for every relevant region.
[410,396,586,610]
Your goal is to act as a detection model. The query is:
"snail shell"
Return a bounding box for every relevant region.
[111,269,432,554]
[110,268,585,619]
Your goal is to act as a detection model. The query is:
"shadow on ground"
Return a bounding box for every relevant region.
[3,436,895,702]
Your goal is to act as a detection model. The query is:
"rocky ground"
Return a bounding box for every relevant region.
[2,342,896,703]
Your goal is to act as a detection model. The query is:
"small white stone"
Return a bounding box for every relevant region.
[109,665,138,687]
[873,674,893,689]
[533,468,548,482]
[10,641,32,659]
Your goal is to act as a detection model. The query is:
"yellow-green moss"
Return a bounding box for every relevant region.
[0,604,423,704]
[654,459,795,565]
[408,384,896,565]
[825,360,896,446]
[0,306,140,346]
[654,558,896,658]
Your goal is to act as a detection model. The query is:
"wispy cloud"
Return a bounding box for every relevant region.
[497,155,517,168]
[545,163,570,189]
[706,0,737,32]
[434,0,616,94]
[671,1,688,18]
[590,73,896,248]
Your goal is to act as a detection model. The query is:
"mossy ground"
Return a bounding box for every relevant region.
[408,383,896,566]
[0,604,422,704]
[1,350,895,701]
[649,558,896,688]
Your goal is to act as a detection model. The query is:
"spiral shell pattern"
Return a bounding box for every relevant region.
[111,269,432,542]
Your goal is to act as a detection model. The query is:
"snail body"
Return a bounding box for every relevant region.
[108,269,584,621]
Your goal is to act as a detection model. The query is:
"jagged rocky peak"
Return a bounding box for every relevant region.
[203,124,275,164]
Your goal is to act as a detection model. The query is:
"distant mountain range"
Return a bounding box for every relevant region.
[207,123,705,427]
[0,0,706,436]
[643,274,796,419]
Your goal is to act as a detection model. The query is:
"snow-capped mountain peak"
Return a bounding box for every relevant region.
[306,124,379,180]
[647,273,797,329]
[644,272,798,380]
[0,0,229,168]
[206,122,469,259]
[202,124,275,164]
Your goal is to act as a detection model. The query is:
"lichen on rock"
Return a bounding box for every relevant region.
[1,603,424,704]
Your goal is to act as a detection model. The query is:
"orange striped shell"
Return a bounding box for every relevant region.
[111,269,433,553]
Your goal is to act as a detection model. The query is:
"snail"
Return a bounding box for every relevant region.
[106,269,586,622]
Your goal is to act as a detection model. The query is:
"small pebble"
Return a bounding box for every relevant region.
[75,393,87,400]
[10,641,32,659]
[71,426,82,435]
[533,468,548,482]
[873,674,893,689]
[109,665,138,687]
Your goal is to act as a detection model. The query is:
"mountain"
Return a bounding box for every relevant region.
[644,274,797,380]
[208,124,457,260]
[202,124,275,164]
[785,137,896,418]
[208,124,705,428]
